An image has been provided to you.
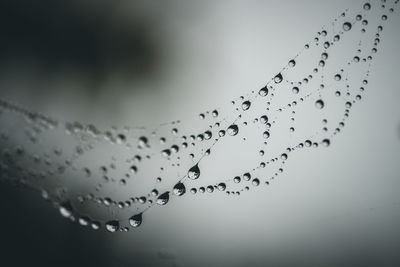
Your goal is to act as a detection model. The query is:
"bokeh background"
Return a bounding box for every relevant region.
[0,0,399,266]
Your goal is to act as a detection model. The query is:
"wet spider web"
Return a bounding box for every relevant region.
[0,1,397,232]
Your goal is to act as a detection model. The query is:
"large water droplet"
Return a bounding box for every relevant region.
[315,99,325,109]
[243,173,251,181]
[129,213,143,228]
[259,86,269,96]
[227,124,239,136]
[242,101,251,111]
[173,182,186,196]
[252,178,260,186]
[343,22,352,31]
[260,115,268,124]
[188,164,200,180]
[274,73,283,84]
[217,183,226,191]
[105,220,119,232]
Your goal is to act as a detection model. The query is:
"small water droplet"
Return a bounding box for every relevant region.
[322,139,331,147]
[105,220,119,232]
[217,183,226,191]
[334,74,342,81]
[315,99,325,109]
[59,201,73,218]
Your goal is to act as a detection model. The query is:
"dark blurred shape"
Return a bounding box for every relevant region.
[0,0,162,92]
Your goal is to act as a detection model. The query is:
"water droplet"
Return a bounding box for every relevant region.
[274,73,283,83]
[315,99,325,109]
[188,164,200,180]
[157,192,170,205]
[217,183,226,191]
[116,134,126,144]
[190,188,197,194]
[343,22,352,31]
[206,186,214,193]
[105,220,119,232]
[204,131,212,140]
[91,221,101,230]
[129,165,138,174]
[252,178,260,186]
[243,173,251,181]
[242,101,251,111]
[322,139,331,147]
[334,74,342,81]
[173,182,186,196]
[227,124,239,136]
[260,115,269,124]
[363,3,371,10]
[234,176,241,183]
[259,86,269,96]
[288,59,296,67]
[305,140,312,147]
[138,136,148,147]
[129,213,143,228]
[161,149,171,157]
[78,216,90,226]
[59,201,73,218]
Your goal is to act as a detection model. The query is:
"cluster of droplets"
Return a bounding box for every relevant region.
[0,1,397,232]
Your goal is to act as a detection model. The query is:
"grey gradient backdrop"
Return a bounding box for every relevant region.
[0,0,399,267]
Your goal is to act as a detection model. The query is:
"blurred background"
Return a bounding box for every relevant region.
[0,0,399,266]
